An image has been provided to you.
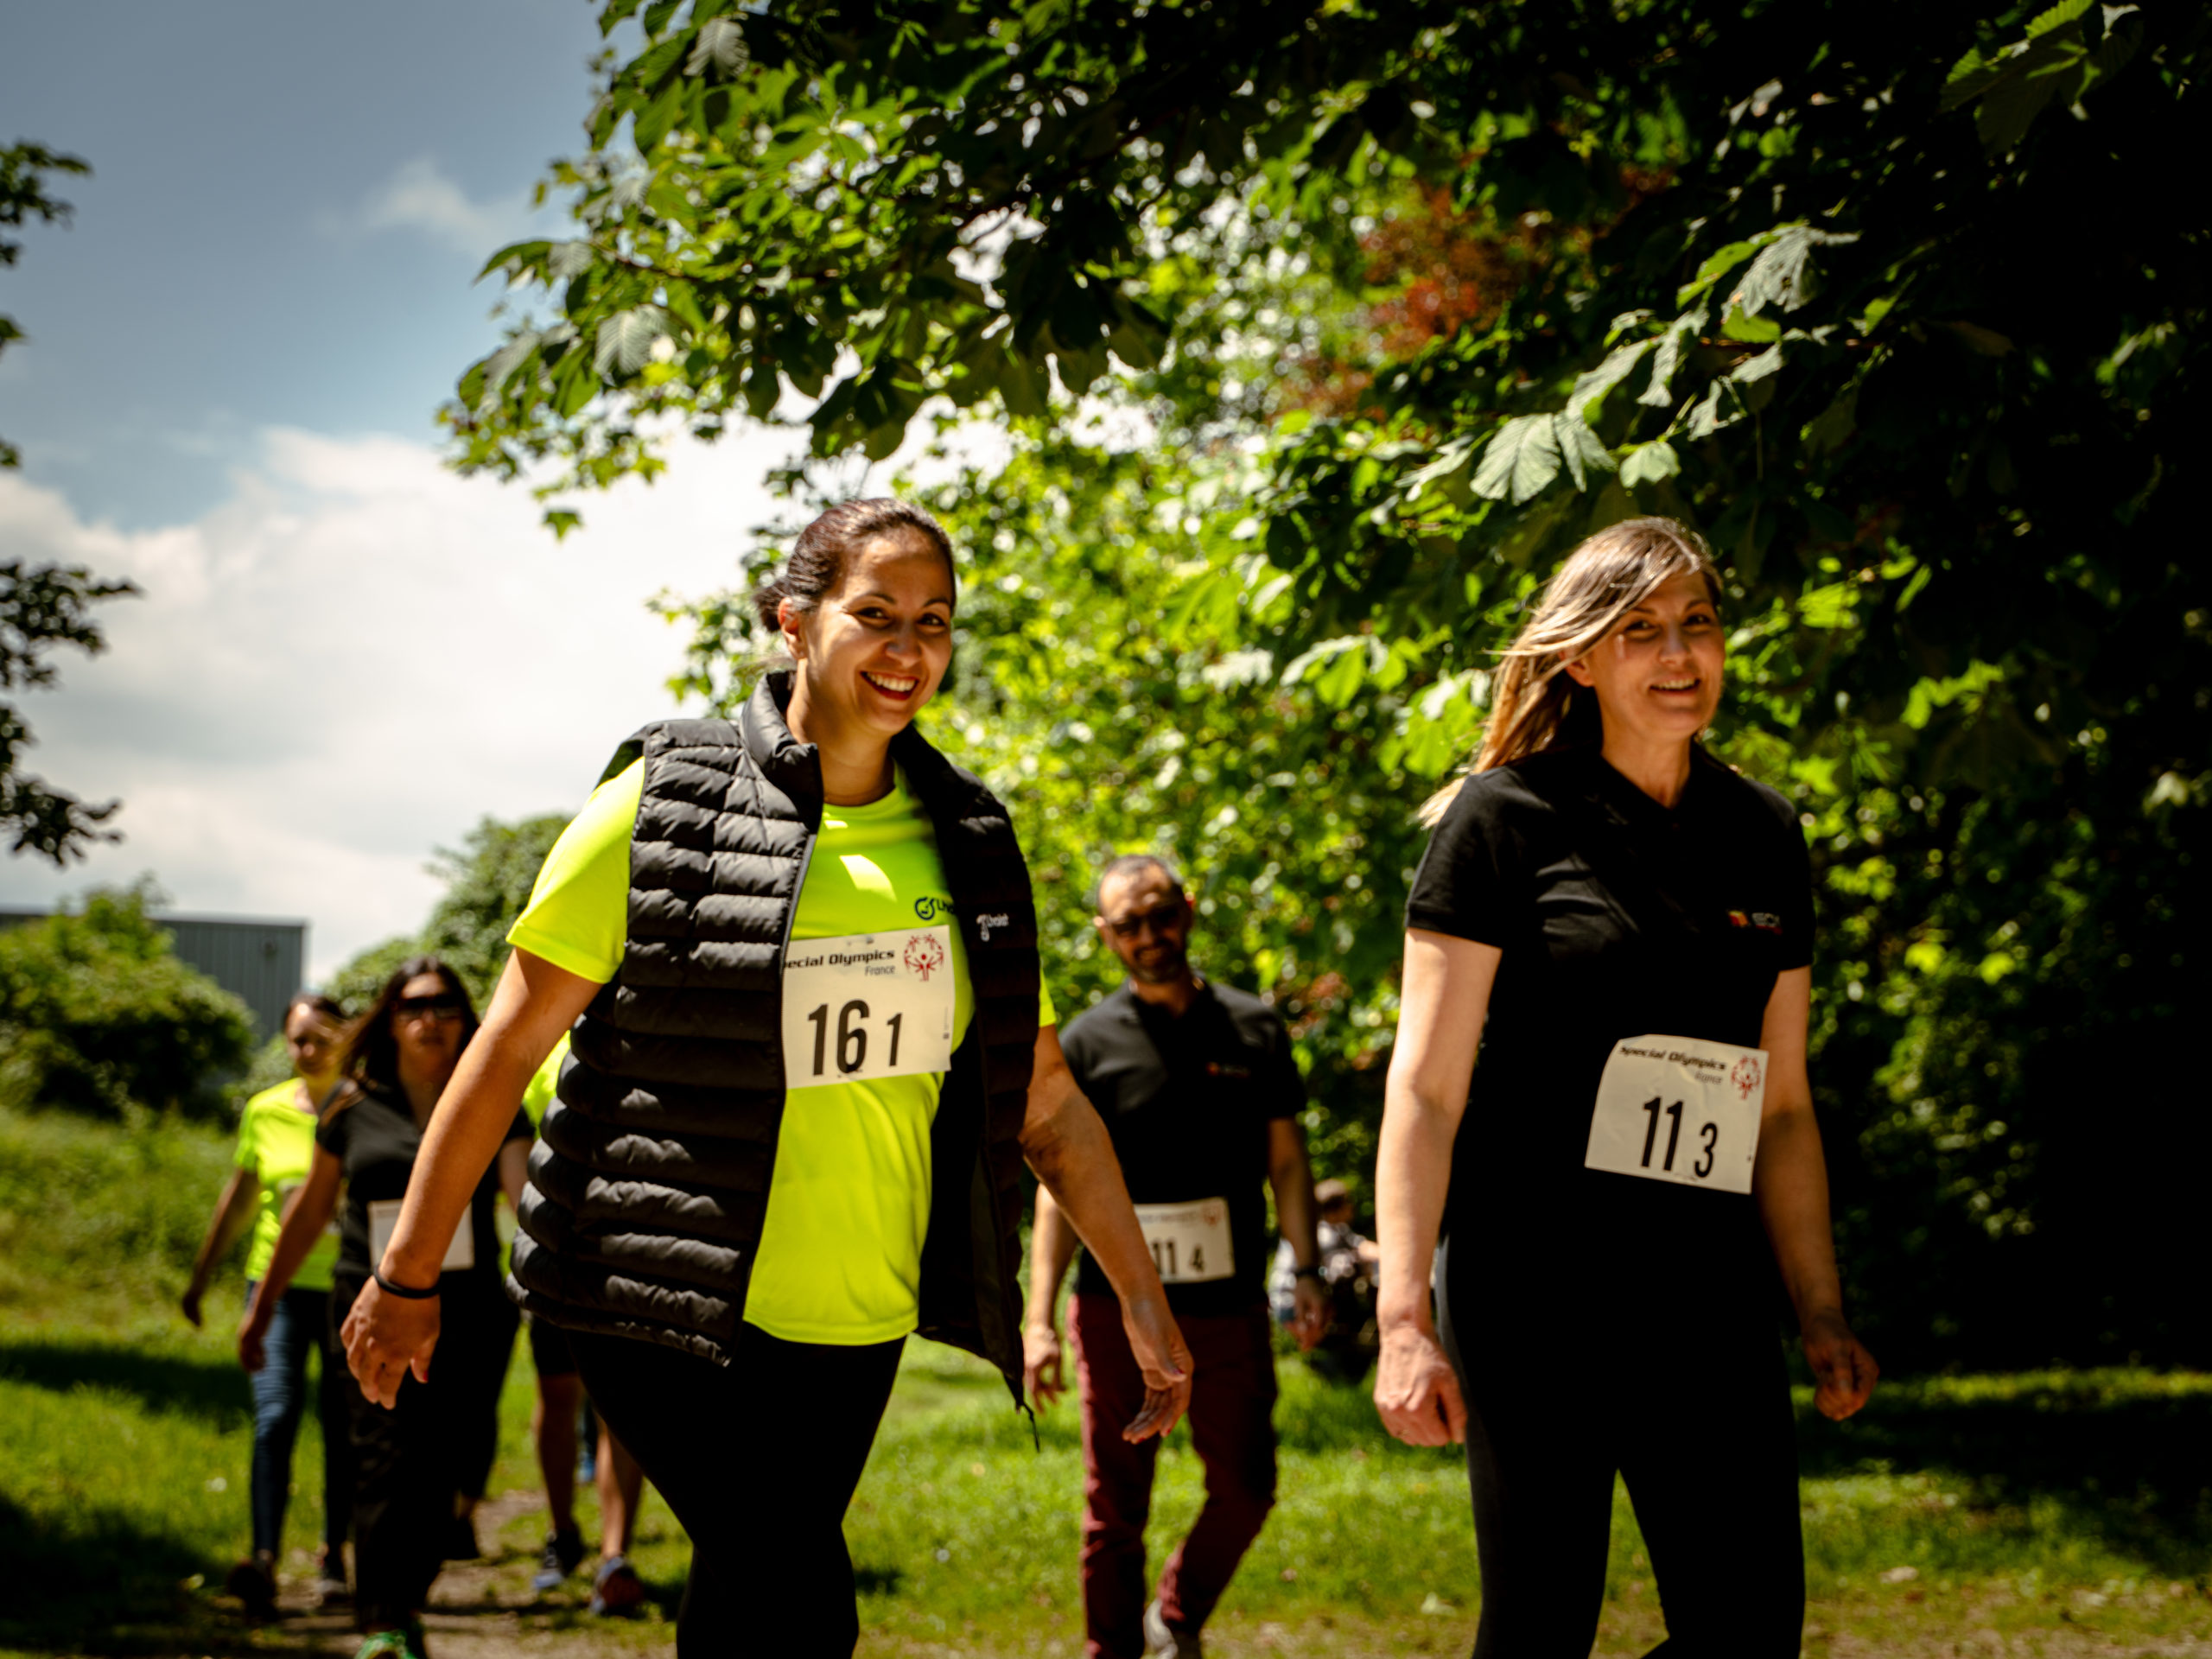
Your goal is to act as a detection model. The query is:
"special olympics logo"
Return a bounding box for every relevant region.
[904,932,948,982]
[1732,1055,1764,1100]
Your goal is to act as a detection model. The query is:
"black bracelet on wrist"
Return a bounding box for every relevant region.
[1294,1265,1325,1281]
[372,1267,441,1300]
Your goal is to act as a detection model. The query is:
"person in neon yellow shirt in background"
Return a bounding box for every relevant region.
[517,1034,652,1616]
[340,498,1196,1656]
[182,992,355,1616]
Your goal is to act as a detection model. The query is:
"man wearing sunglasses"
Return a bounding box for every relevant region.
[1023,855,1329,1659]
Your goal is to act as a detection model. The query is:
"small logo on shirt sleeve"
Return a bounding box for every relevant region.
[977,912,1012,942]
[1727,910,1785,935]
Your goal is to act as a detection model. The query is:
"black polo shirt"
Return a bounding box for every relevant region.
[1405,744,1812,1306]
[1063,980,1305,1317]
[315,1083,532,1290]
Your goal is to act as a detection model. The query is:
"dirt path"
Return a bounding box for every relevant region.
[231,1488,2211,1659]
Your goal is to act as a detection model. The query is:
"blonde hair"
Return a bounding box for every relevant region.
[1420,517,1720,826]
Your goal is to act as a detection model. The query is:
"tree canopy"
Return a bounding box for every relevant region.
[1,142,135,863]
[453,0,2208,1367]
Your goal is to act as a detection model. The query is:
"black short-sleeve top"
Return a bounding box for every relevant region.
[315,1082,534,1289]
[1061,981,1306,1317]
[1403,745,1812,1300]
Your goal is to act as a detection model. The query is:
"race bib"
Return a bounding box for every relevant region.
[781,926,955,1089]
[1583,1034,1767,1195]
[1134,1198,1234,1284]
[366,1199,474,1274]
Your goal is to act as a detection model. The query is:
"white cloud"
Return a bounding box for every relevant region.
[335,156,543,258]
[0,423,807,981]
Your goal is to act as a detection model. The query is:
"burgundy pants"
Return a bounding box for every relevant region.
[1069,1294,1278,1659]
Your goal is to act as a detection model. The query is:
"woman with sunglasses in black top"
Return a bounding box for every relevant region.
[243,957,534,1659]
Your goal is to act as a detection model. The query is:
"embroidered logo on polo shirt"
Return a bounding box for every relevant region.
[977,912,1012,941]
[1727,910,1785,934]
[1205,1061,1253,1078]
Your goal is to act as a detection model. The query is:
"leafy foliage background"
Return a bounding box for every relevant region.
[449,0,2205,1369]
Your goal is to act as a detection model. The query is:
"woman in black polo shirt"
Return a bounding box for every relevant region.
[1372,517,1877,1655]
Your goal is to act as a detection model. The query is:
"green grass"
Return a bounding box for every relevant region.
[0,1098,240,1323]
[3,1098,2209,1655]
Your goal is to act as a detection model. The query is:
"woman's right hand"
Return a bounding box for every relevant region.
[1375,1323,1467,1446]
[236,1300,270,1373]
[340,1278,442,1408]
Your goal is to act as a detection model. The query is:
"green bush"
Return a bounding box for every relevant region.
[0,885,253,1121]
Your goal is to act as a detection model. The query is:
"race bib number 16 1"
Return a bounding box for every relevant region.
[1583,1033,1767,1194]
[781,926,956,1089]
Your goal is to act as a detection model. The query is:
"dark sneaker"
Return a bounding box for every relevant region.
[225,1552,276,1617]
[442,1514,480,1561]
[316,1547,351,1611]
[589,1556,645,1618]
[531,1529,586,1593]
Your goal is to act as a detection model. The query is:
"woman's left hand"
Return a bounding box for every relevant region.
[1802,1308,1878,1420]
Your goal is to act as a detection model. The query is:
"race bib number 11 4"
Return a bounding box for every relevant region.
[1583,1033,1766,1194]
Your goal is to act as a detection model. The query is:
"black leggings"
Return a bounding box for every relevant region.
[1437,1236,1804,1657]
[336,1274,517,1630]
[572,1323,905,1658]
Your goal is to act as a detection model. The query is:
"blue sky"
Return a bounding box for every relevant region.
[3,0,604,526]
[0,3,819,977]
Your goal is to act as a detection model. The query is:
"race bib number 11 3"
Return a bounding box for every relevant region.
[1583,1033,1767,1194]
[781,926,956,1089]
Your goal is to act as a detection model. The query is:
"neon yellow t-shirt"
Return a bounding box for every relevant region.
[509,759,1053,1345]
[520,1032,569,1128]
[234,1083,340,1292]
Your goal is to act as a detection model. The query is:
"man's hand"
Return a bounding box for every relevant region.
[1374,1323,1466,1446]
[1802,1308,1878,1421]
[181,1287,205,1330]
[1117,1295,1193,1443]
[1288,1274,1332,1352]
[340,1280,442,1408]
[1024,1320,1067,1409]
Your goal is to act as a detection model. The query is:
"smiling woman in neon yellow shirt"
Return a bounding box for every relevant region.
[336,498,1195,1656]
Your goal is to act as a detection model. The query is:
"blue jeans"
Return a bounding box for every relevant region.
[245,1281,353,1560]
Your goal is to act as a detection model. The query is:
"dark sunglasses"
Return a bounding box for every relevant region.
[393,994,467,1023]
[1104,906,1185,940]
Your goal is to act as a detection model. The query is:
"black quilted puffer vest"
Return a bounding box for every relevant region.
[509,671,1042,1402]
